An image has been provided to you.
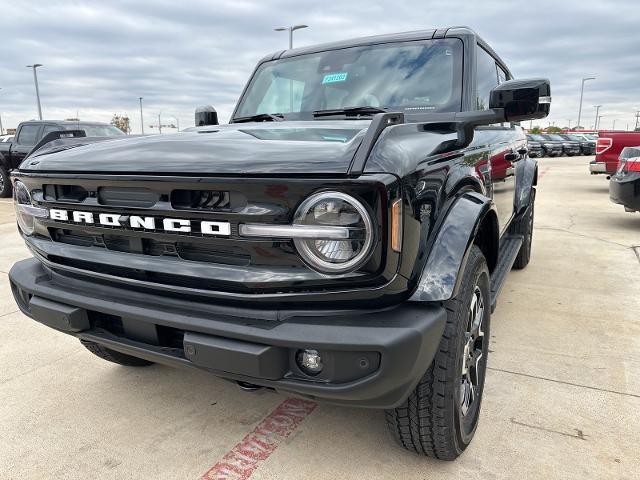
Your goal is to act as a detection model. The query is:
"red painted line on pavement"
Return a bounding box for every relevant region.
[201,398,317,480]
[538,166,551,179]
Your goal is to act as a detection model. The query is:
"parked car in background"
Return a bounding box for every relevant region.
[558,133,594,155]
[610,146,640,212]
[528,133,562,156]
[591,131,640,175]
[571,132,598,143]
[542,133,581,156]
[525,134,544,157]
[0,120,125,197]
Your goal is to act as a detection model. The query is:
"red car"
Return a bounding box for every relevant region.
[590,131,640,175]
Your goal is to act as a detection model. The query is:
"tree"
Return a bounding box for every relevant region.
[111,114,131,134]
[530,126,543,134]
[545,126,563,133]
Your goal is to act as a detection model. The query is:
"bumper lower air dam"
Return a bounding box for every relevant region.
[9,258,446,408]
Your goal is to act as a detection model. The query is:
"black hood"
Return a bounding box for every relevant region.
[21,121,370,175]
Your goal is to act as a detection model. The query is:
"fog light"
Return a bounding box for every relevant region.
[296,349,323,375]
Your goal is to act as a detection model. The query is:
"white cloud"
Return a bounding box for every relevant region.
[0,0,638,132]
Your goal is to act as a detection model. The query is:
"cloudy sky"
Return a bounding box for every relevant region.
[1,0,639,133]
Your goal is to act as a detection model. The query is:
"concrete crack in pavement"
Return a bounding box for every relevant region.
[536,225,630,249]
[488,367,640,399]
[633,246,640,264]
[510,418,588,441]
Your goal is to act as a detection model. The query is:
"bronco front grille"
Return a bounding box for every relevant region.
[49,228,252,266]
[20,173,395,295]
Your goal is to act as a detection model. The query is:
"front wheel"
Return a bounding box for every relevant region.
[80,340,154,366]
[0,167,11,198]
[386,246,491,460]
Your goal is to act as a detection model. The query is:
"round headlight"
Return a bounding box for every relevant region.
[293,192,374,274]
[14,181,35,235]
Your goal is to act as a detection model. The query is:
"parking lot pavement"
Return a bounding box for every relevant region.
[0,156,638,480]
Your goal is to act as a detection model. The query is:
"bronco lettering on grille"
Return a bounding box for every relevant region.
[48,209,231,236]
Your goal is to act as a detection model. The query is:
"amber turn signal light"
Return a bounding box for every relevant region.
[391,198,402,252]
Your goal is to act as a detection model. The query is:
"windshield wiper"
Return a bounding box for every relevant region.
[233,113,285,123]
[313,106,389,118]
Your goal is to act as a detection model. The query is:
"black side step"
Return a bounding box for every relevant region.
[489,234,523,313]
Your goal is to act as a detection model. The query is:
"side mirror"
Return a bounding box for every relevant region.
[489,78,551,122]
[195,105,219,126]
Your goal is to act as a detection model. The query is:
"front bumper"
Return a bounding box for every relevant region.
[9,258,446,408]
[610,172,640,212]
[528,147,543,157]
[564,146,581,155]
[589,161,608,174]
[543,146,563,156]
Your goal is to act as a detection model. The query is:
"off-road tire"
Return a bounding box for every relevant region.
[511,189,535,269]
[0,167,11,198]
[385,245,491,460]
[80,340,153,366]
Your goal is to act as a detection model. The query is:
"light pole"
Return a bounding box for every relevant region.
[274,24,308,49]
[634,109,640,131]
[593,105,602,130]
[26,64,43,120]
[139,97,144,135]
[0,87,3,135]
[577,77,595,129]
[612,119,617,130]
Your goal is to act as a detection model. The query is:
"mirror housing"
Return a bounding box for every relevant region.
[489,78,551,122]
[195,105,219,126]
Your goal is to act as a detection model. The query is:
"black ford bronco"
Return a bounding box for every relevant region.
[9,27,550,459]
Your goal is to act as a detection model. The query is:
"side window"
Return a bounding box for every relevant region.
[475,47,499,110]
[42,124,61,136]
[16,125,40,146]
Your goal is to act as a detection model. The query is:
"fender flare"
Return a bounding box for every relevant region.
[514,156,538,216]
[409,191,496,303]
[0,152,9,171]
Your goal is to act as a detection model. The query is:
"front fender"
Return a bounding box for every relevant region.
[409,191,495,302]
[0,152,9,171]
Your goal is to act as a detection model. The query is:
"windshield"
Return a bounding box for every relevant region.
[63,124,126,136]
[545,134,565,141]
[235,39,463,120]
[528,134,546,141]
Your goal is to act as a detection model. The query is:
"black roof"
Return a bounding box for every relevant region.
[20,120,113,126]
[262,26,511,78]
